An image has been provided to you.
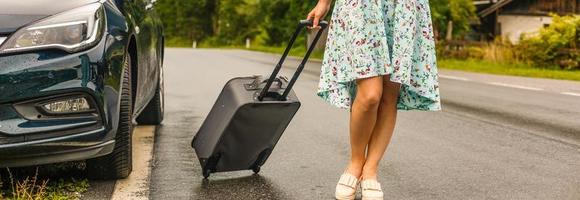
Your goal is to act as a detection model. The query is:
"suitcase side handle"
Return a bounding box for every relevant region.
[258,19,329,101]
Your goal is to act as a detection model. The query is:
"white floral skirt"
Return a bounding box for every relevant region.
[317,0,441,111]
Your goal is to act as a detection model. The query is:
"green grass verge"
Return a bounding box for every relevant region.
[247,46,325,60]
[0,164,90,200]
[438,59,580,81]
[165,37,195,48]
[165,42,326,60]
[167,44,580,82]
[244,46,580,82]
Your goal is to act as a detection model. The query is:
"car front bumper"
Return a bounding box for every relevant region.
[0,34,121,167]
[0,129,115,168]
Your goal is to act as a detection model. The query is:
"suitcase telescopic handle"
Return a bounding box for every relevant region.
[258,19,329,101]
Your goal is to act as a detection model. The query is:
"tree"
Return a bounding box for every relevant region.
[155,0,474,46]
[156,0,214,45]
[429,0,478,39]
[210,0,261,45]
[255,0,317,46]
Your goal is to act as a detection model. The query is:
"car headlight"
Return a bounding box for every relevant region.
[0,3,105,54]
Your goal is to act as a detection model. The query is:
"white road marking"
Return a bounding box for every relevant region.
[111,126,156,200]
[439,75,470,81]
[561,92,580,97]
[486,82,544,91]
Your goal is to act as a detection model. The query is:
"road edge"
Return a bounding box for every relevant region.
[110,125,156,200]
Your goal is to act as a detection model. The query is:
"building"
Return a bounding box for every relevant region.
[475,0,580,43]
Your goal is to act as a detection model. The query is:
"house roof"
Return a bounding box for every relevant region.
[478,0,514,17]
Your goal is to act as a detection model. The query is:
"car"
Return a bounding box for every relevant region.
[0,0,164,179]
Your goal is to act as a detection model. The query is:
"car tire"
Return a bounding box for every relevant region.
[136,64,164,125]
[86,54,133,180]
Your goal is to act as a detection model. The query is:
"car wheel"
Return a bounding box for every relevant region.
[86,54,133,180]
[136,61,164,125]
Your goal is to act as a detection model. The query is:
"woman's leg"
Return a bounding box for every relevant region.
[362,76,401,179]
[346,76,384,177]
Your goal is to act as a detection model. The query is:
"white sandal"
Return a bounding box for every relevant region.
[335,173,359,200]
[361,179,384,200]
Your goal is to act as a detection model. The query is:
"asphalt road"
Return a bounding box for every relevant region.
[147,48,580,200]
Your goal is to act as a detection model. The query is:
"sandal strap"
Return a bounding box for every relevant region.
[338,173,359,189]
[361,180,382,191]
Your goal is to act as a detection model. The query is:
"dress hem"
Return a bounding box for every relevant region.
[317,72,441,111]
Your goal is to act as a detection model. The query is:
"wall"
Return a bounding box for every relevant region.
[497,14,553,43]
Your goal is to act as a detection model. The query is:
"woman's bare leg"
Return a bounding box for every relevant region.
[346,76,384,177]
[362,76,401,179]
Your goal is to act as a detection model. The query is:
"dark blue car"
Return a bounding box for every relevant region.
[0,0,164,179]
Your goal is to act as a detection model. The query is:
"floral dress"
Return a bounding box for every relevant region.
[317,0,441,111]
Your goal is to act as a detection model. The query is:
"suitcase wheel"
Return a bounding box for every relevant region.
[203,168,211,179]
[252,166,261,174]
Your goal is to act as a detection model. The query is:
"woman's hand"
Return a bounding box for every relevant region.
[307,0,332,29]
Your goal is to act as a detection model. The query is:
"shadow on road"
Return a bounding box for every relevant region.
[195,174,288,200]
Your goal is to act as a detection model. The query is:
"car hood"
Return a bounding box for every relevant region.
[0,0,100,34]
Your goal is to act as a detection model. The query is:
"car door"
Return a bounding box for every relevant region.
[144,0,162,90]
[128,0,160,112]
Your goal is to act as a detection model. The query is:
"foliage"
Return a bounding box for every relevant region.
[243,45,580,81]
[519,14,580,70]
[429,0,478,39]
[438,14,580,71]
[438,59,580,81]
[43,178,89,200]
[437,37,526,64]
[157,0,316,47]
[157,1,579,73]
[207,0,262,45]
[253,1,317,46]
[156,0,477,45]
[157,0,476,46]
[0,164,89,200]
[156,0,214,45]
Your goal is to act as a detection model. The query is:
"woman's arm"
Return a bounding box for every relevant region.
[307,0,332,28]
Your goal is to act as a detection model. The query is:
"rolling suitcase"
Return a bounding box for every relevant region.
[191,20,329,179]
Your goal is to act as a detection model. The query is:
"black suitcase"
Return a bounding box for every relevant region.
[191,20,328,179]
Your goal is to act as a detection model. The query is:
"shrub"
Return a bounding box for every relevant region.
[481,37,526,63]
[436,37,525,64]
[519,14,580,70]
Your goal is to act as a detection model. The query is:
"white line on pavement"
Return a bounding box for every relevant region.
[561,92,580,97]
[111,126,156,200]
[486,82,544,91]
[439,75,470,81]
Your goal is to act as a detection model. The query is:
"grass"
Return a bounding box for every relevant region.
[438,59,580,81]
[247,46,325,60]
[165,37,196,48]
[166,42,580,82]
[0,163,90,200]
[242,46,580,82]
